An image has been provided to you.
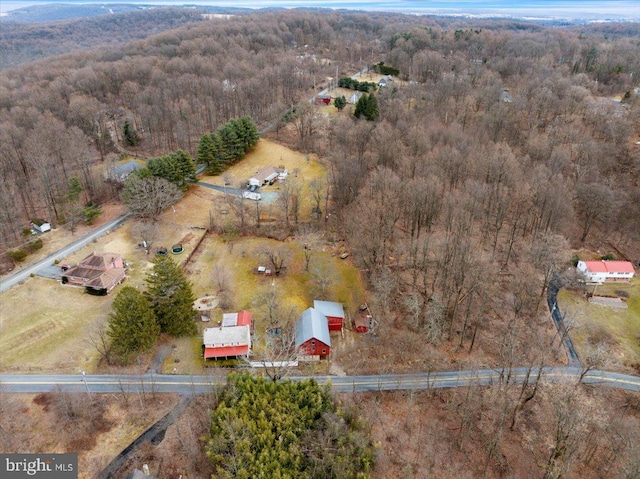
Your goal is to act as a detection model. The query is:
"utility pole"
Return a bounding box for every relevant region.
[81,370,91,396]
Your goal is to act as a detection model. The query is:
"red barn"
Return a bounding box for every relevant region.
[313,300,344,331]
[295,308,331,359]
[315,94,332,105]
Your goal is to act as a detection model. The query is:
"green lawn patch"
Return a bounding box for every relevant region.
[557,278,640,369]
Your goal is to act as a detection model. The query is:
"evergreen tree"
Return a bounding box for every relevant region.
[197,134,216,168]
[334,95,347,111]
[354,94,379,121]
[107,286,160,362]
[123,119,138,146]
[144,255,197,336]
[364,93,379,121]
[238,116,260,150]
[206,374,375,479]
[170,149,196,184]
[217,123,239,165]
[354,93,368,119]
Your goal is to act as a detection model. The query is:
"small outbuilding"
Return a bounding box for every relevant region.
[577,260,635,283]
[354,314,371,333]
[30,219,51,233]
[105,161,141,182]
[348,92,362,104]
[313,300,344,331]
[315,94,332,105]
[295,308,331,359]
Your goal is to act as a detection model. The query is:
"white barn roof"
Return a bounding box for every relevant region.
[313,300,344,318]
[204,325,251,348]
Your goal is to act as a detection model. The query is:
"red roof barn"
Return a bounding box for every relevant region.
[313,300,344,331]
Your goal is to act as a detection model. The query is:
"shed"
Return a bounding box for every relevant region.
[295,308,331,359]
[31,219,51,233]
[354,314,371,333]
[313,300,344,331]
[106,161,140,182]
[348,92,362,104]
[577,260,635,284]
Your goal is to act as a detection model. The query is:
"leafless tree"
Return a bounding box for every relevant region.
[86,318,114,366]
[277,178,302,226]
[530,232,570,303]
[226,194,249,230]
[308,177,325,219]
[120,176,183,219]
[132,220,159,255]
[263,245,290,276]
[575,181,616,242]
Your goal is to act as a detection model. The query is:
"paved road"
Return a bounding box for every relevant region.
[2,367,639,395]
[0,213,131,293]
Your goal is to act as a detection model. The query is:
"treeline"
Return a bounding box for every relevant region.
[197,116,260,175]
[0,8,638,252]
[144,150,196,189]
[0,11,341,246]
[338,77,378,92]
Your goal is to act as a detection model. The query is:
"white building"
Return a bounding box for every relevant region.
[576,260,635,283]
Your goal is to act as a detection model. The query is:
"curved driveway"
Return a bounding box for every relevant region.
[0,213,131,293]
[1,367,639,395]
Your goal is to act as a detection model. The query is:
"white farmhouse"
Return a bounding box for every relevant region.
[576,260,635,284]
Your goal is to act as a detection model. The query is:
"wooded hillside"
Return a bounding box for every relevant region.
[1,9,639,478]
[0,8,206,69]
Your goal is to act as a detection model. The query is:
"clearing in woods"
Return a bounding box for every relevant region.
[0,139,351,375]
[557,278,640,371]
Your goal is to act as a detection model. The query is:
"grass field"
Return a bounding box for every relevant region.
[557,279,640,370]
[199,138,328,221]
[0,139,362,375]
[163,233,366,373]
[0,192,212,373]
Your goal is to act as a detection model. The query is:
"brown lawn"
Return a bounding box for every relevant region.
[0,191,210,373]
[0,391,178,479]
[557,278,640,373]
[0,148,360,375]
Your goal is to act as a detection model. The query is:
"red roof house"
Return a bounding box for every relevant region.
[203,310,252,360]
[577,260,635,283]
[61,252,126,295]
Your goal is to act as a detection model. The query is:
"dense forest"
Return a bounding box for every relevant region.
[0,8,207,69]
[0,8,639,478]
